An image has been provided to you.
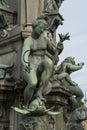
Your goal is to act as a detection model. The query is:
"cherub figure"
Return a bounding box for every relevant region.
[11,17,64,115]
[21,18,66,107]
[55,57,84,102]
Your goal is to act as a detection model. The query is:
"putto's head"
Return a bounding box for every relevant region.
[64,57,75,65]
[32,18,48,35]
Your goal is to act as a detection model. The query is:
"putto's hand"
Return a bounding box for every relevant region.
[59,33,70,42]
[24,63,32,73]
[81,62,84,66]
[78,62,84,66]
[80,62,84,66]
[64,33,70,40]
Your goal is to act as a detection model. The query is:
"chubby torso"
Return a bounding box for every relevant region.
[24,31,57,69]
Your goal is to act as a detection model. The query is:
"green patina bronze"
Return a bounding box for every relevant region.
[10,0,68,118]
[56,57,84,102]
[21,18,55,107]
[21,17,67,108]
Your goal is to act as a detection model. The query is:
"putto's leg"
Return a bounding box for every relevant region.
[23,69,37,107]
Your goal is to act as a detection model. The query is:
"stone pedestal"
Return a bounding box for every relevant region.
[20,115,51,130]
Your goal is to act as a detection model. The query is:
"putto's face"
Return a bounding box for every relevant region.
[33,22,47,35]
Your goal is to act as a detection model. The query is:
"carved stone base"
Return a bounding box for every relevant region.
[46,81,72,106]
[19,115,51,130]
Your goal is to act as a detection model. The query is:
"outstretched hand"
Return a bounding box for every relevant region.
[78,62,84,66]
[59,33,70,42]
[24,63,32,73]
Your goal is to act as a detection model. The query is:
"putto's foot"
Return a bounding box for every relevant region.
[40,97,46,102]
[36,94,46,102]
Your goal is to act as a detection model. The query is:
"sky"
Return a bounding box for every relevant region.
[56,0,87,101]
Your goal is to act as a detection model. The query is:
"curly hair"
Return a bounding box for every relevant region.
[32,18,48,30]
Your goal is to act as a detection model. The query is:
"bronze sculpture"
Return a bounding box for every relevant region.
[3,0,84,130]
[21,18,58,107]
[12,17,67,115]
[55,57,84,102]
[21,18,70,108]
[11,0,84,115]
[11,0,69,116]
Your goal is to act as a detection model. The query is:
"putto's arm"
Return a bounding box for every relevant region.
[21,37,32,67]
[68,62,84,71]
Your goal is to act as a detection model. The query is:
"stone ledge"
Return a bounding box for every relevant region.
[46,81,72,106]
[0,80,14,91]
[0,80,72,106]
